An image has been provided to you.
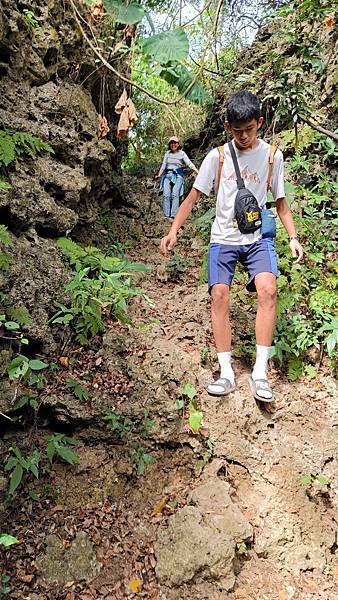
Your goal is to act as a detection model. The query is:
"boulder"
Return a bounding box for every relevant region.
[155,479,253,591]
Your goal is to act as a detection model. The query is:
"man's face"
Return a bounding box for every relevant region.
[225,117,263,150]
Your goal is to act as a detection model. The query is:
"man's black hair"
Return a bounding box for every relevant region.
[226,90,261,125]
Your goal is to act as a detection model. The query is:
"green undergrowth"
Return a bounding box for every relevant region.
[51,237,154,345]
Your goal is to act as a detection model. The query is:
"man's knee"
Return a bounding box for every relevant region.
[256,280,277,306]
[211,284,230,310]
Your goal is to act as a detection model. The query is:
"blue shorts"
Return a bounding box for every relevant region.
[208,239,278,293]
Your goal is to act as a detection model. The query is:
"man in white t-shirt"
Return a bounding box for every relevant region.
[160,90,303,402]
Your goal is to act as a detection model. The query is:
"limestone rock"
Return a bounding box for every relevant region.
[155,479,253,591]
[155,505,235,589]
[36,532,101,585]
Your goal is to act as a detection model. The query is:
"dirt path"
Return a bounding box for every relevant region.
[2,179,337,600]
[120,182,338,598]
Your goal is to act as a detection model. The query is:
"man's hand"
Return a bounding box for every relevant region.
[160,231,177,254]
[290,239,303,264]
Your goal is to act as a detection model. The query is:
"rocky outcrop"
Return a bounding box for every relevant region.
[155,479,253,591]
[0,0,125,234]
[0,0,128,355]
[186,11,337,158]
[36,532,101,585]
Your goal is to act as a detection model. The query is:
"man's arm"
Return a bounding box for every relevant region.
[276,197,303,263]
[160,187,201,254]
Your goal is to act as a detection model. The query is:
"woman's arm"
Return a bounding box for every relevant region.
[182,151,198,174]
[157,153,167,178]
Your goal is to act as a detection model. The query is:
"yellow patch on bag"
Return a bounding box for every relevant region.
[246,211,259,222]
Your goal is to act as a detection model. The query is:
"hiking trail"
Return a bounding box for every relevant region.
[3,176,338,600]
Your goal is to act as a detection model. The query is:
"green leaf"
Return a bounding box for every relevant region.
[0,225,12,246]
[29,463,39,478]
[28,490,40,501]
[30,398,38,410]
[160,62,210,104]
[57,445,78,465]
[0,179,11,190]
[316,474,329,486]
[0,132,16,166]
[14,396,30,410]
[304,365,316,380]
[9,463,23,495]
[0,533,19,547]
[189,405,203,433]
[141,29,189,64]
[29,359,49,370]
[301,474,312,486]
[8,355,29,380]
[181,382,196,400]
[176,398,184,410]
[4,321,20,330]
[46,441,55,464]
[104,0,145,24]
[143,453,156,465]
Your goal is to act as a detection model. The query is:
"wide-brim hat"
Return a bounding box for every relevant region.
[169,136,179,143]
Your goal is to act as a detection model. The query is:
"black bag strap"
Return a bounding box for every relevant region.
[228,140,245,190]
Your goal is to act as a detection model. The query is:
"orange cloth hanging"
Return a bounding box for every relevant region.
[115,90,137,139]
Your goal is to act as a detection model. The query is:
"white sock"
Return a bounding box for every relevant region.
[217,352,235,384]
[252,345,271,381]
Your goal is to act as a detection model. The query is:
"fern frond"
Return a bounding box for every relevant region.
[0,131,16,167]
[0,224,12,246]
[0,252,11,270]
[0,129,54,170]
[0,178,11,190]
[7,306,31,325]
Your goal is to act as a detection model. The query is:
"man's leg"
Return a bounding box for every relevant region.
[162,177,171,217]
[252,272,277,399]
[255,272,277,346]
[170,176,182,217]
[208,284,235,394]
[211,283,232,352]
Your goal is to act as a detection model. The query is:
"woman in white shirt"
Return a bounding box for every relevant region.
[157,136,198,219]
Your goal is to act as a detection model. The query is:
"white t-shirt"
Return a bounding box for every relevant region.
[193,140,285,245]
[161,149,195,171]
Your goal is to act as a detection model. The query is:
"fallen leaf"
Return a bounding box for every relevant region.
[150,496,169,517]
[128,578,142,593]
[17,573,34,583]
[323,13,335,29]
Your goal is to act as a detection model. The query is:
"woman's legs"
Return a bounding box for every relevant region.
[162,177,171,217]
[170,175,183,217]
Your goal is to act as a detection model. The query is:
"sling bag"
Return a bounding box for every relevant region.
[216,142,277,237]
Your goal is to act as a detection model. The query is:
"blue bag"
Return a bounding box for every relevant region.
[261,208,276,239]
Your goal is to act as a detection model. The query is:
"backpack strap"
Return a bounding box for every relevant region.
[267,144,276,192]
[215,144,225,195]
[228,140,245,190]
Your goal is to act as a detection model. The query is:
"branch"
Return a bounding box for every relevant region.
[0,411,13,421]
[70,0,204,106]
[299,115,338,143]
[190,55,223,77]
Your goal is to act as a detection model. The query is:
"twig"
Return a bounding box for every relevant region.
[299,115,338,142]
[166,106,185,133]
[0,411,13,421]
